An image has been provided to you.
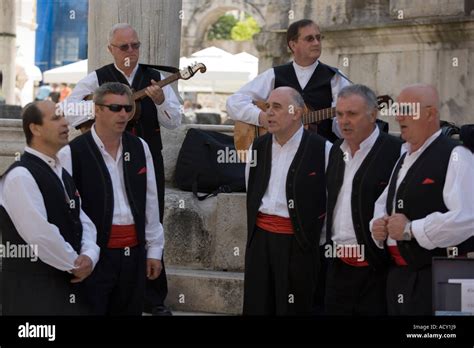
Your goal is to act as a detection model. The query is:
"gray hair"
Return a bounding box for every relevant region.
[93,82,132,105]
[108,23,136,43]
[337,84,378,115]
[288,88,305,109]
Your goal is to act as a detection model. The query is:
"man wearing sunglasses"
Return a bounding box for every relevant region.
[226,19,351,144]
[59,82,165,315]
[66,22,180,316]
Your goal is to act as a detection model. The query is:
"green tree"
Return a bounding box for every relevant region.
[207,14,238,40]
[231,16,261,41]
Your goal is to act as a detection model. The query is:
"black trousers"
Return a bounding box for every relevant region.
[243,226,318,315]
[313,245,328,314]
[386,265,432,315]
[84,246,146,315]
[325,258,387,315]
[2,270,90,315]
[144,150,168,310]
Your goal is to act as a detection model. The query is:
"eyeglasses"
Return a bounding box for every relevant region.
[110,42,141,52]
[96,104,133,112]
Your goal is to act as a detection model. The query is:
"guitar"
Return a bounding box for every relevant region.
[83,62,207,124]
[233,95,392,152]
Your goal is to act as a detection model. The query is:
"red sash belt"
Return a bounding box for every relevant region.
[338,245,369,267]
[388,245,408,266]
[340,257,369,267]
[108,224,138,248]
[256,212,294,234]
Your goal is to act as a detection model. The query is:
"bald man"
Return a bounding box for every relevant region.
[244,86,331,315]
[0,101,99,315]
[370,84,474,315]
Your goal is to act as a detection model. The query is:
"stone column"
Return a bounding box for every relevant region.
[87,0,183,72]
[0,0,16,104]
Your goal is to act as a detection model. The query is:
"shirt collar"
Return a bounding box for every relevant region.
[91,125,122,153]
[402,129,442,156]
[340,125,379,154]
[272,125,304,148]
[114,62,139,81]
[24,146,61,170]
[292,60,319,71]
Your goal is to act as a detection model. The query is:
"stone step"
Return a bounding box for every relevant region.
[163,187,247,272]
[166,266,244,315]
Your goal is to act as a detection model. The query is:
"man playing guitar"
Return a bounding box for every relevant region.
[226,19,351,144]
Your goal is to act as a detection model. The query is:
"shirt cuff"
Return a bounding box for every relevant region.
[252,108,262,126]
[147,246,163,260]
[156,104,171,117]
[411,218,436,250]
[80,247,100,269]
[369,220,385,249]
[371,234,385,249]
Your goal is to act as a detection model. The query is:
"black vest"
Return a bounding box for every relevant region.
[386,134,472,270]
[247,130,327,252]
[96,63,163,151]
[274,62,336,142]
[1,151,82,275]
[326,131,402,269]
[68,131,147,248]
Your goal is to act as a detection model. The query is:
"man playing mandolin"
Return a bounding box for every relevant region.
[65,23,181,316]
[226,19,351,144]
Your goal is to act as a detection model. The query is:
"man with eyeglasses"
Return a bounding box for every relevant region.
[59,82,165,315]
[370,83,474,315]
[66,22,180,316]
[226,18,351,143]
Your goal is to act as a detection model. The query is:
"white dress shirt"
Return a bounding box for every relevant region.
[226,60,351,137]
[58,126,165,259]
[245,126,331,218]
[332,126,380,245]
[370,130,474,250]
[66,63,181,129]
[0,147,100,272]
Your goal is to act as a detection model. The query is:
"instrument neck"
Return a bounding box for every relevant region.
[302,106,336,125]
[132,74,180,101]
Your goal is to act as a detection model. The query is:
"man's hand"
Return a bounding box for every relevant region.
[258,111,269,129]
[372,215,389,242]
[147,258,162,280]
[71,254,93,283]
[387,213,409,241]
[145,79,165,105]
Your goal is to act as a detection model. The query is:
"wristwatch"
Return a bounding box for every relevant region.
[403,221,412,241]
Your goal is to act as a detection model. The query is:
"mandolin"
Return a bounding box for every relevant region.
[83,62,207,124]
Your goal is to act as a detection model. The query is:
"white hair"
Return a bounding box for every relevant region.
[108,23,136,43]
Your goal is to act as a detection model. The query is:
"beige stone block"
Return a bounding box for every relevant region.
[167,266,244,314]
[163,187,247,271]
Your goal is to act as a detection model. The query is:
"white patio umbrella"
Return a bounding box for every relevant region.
[178,47,258,94]
[43,59,88,84]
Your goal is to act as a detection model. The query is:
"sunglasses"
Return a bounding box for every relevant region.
[96,104,133,112]
[110,42,141,52]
